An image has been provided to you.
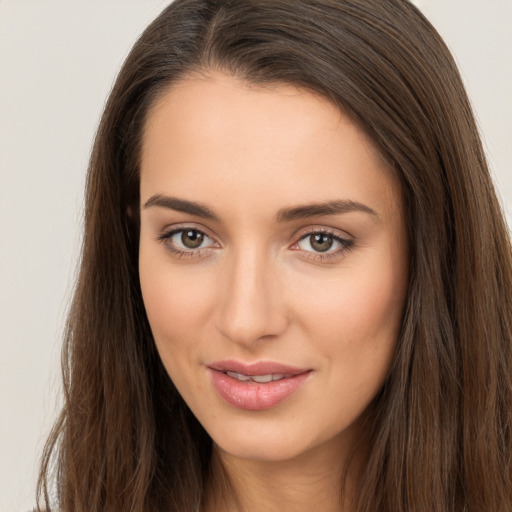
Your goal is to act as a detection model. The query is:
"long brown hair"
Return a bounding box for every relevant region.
[37,1,512,510]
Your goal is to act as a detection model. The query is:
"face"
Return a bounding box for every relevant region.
[139,71,409,463]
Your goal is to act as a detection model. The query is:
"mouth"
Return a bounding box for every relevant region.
[223,371,289,383]
[207,360,312,410]
[208,359,309,376]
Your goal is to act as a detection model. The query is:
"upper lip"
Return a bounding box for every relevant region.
[208,360,310,376]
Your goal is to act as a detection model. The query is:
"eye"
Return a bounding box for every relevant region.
[299,233,338,253]
[158,227,217,256]
[293,229,354,260]
[175,229,207,249]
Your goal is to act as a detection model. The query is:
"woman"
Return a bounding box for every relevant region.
[37,0,512,511]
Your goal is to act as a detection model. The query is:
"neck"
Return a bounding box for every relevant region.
[203,435,363,512]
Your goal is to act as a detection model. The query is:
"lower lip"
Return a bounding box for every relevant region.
[209,369,311,411]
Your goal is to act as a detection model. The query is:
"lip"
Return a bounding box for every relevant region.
[208,360,312,411]
[208,359,308,376]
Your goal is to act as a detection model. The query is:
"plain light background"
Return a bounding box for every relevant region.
[0,1,510,510]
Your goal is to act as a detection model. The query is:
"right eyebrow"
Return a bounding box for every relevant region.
[143,194,220,221]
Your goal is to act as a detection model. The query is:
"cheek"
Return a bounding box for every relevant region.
[138,249,216,369]
[292,270,404,437]
[300,264,405,346]
[295,248,407,397]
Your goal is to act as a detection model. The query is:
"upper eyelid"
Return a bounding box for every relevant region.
[156,227,218,254]
[293,230,353,252]
[293,225,353,242]
[157,223,353,247]
[159,223,218,241]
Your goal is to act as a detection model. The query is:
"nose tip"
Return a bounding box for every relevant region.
[215,255,288,346]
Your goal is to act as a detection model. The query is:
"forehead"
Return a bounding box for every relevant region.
[140,71,401,219]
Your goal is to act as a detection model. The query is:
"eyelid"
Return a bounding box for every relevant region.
[157,222,220,242]
[156,223,354,262]
[291,224,353,244]
[293,224,355,240]
[156,223,221,258]
[289,226,355,261]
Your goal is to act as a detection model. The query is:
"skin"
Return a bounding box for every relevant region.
[139,71,409,512]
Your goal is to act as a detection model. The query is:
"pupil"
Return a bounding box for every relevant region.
[311,233,333,252]
[182,230,204,249]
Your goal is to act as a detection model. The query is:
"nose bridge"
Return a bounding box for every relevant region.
[216,242,287,345]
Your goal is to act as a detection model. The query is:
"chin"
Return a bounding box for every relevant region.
[215,433,310,463]
[204,411,356,465]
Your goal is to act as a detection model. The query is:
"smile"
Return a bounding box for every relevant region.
[225,371,287,383]
[208,360,312,410]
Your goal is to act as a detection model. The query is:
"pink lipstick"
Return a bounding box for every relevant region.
[208,360,312,410]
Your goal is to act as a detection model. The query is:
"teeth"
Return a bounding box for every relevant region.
[225,372,287,383]
[226,371,250,381]
[251,374,273,383]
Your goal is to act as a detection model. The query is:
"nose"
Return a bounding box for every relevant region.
[215,247,289,347]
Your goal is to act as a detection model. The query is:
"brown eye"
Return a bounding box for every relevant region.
[295,230,353,258]
[158,227,217,257]
[181,229,204,249]
[309,233,334,252]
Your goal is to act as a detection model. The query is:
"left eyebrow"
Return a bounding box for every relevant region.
[275,200,378,223]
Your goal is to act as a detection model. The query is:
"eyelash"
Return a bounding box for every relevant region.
[293,230,354,262]
[157,226,354,262]
[156,227,216,259]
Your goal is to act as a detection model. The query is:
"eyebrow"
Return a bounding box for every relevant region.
[143,194,219,220]
[143,194,378,222]
[275,200,378,222]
